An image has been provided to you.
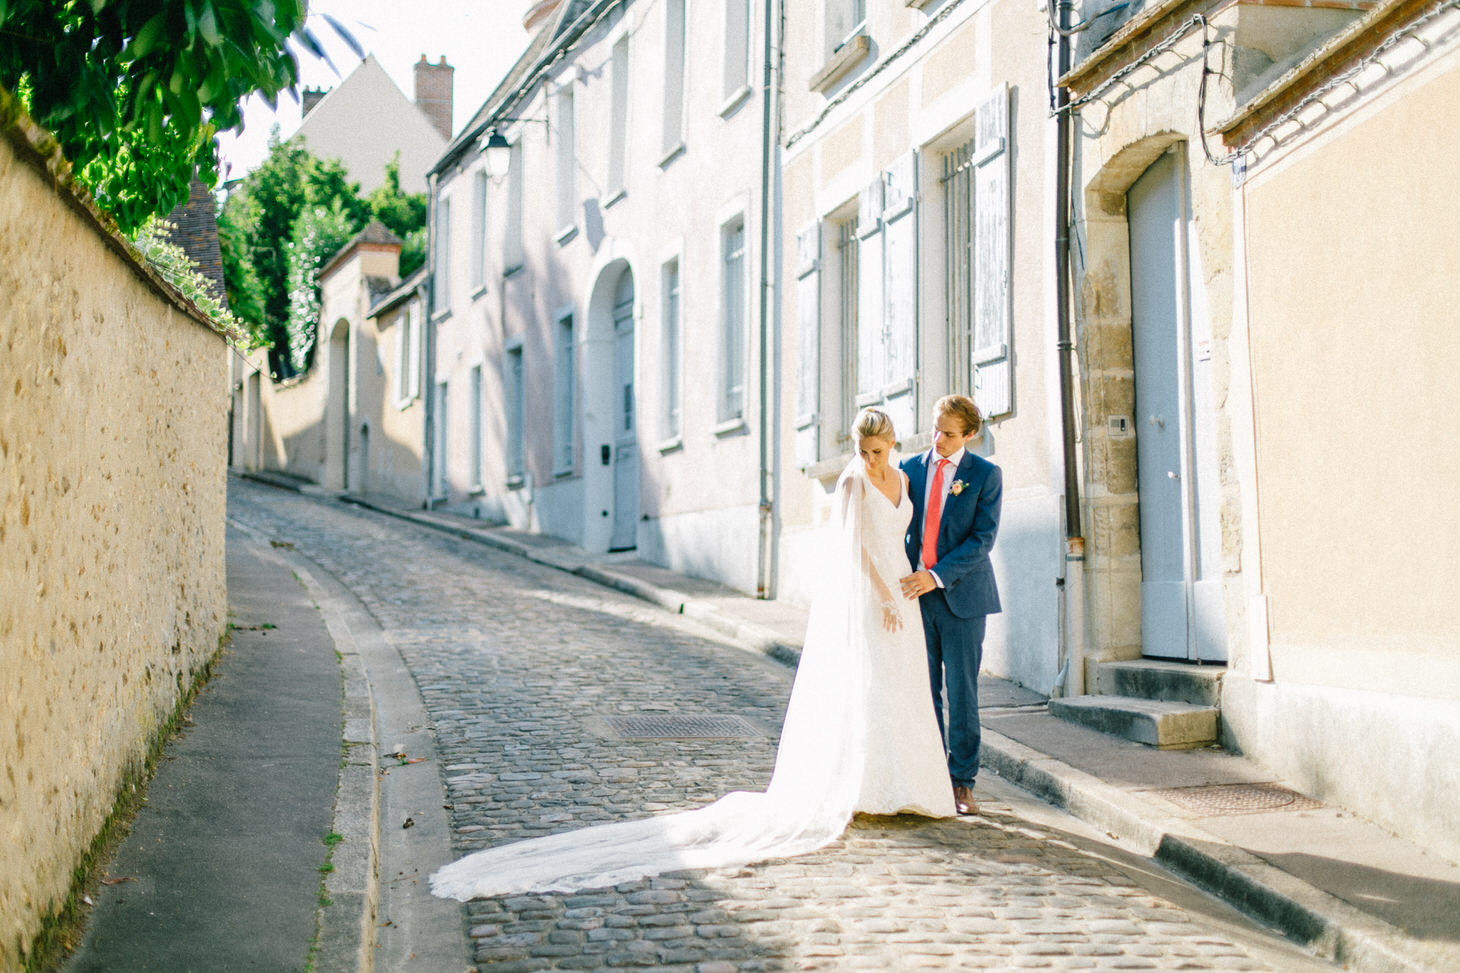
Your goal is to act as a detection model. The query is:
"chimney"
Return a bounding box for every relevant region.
[302,86,327,116]
[414,55,454,141]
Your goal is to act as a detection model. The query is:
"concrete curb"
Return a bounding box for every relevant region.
[237,475,1443,972]
[227,513,381,973]
[981,729,1442,973]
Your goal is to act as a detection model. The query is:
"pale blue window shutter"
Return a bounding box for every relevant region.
[881,152,918,441]
[794,223,821,466]
[972,85,1011,417]
[856,176,884,410]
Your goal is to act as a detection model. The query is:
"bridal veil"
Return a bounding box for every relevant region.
[430,458,890,901]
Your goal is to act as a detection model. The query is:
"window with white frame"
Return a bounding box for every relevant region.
[724,0,750,102]
[608,35,630,198]
[433,379,449,497]
[470,364,483,490]
[555,84,577,233]
[942,86,1012,417]
[505,140,524,273]
[506,343,525,480]
[662,0,686,158]
[792,224,820,465]
[836,215,859,445]
[433,195,451,313]
[661,258,682,440]
[720,216,747,424]
[470,169,487,292]
[394,301,421,406]
[826,0,866,57]
[553,311,575,473]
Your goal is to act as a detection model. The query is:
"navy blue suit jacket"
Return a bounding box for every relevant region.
[902,449,1003,618]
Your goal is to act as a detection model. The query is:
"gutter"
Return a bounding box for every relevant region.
[755,0,783,600]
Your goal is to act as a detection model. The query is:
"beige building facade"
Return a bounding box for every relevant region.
[1063,0,1460,859]
[230,224,427,507]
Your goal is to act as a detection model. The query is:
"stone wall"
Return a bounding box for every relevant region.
[0,99,228,969]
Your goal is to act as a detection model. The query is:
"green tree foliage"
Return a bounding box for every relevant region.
[219,138,428,375]
[0,0,336,232]
[284,198,357,373]
[366,156,428,278]
[218,133,366,364]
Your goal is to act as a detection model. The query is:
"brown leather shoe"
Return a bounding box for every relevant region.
[953,785,978,816]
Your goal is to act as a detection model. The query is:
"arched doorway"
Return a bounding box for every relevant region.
[325,319,350,490]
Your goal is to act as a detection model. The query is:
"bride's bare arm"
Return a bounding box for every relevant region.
[841,476,903,632]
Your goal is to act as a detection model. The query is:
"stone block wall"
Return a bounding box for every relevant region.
[0,100,228,969]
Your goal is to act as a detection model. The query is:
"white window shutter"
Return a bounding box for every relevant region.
[794,223,821,466]
[881,152,918,441]
[972,84,1012,418]
[856,176,884,407]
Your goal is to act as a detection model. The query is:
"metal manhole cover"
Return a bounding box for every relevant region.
[1148,782,1324,816]
[605,715,762,739]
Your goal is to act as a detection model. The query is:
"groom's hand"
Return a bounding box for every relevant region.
[900,570,936,599]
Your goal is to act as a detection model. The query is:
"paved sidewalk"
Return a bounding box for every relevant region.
[293,474,1460,973]
[64,526,346,973]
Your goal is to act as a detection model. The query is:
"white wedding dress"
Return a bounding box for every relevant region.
[430,457,953,902]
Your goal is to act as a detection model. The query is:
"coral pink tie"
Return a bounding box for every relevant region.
[921,457,949,570]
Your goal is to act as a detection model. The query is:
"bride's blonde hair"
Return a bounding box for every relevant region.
[852,407,896,445]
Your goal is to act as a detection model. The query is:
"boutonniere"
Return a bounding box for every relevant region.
[949,480,967,497]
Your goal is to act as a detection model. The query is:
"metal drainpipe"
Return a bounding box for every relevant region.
[755,0,781,600]
[423,170,439,509]
[1054,11,1085,696]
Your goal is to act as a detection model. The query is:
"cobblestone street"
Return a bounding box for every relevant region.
[229,479,1335,971]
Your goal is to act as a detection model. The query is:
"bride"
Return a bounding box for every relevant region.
[431,408,953,901]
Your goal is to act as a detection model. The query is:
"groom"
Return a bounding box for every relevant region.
[900,394,1002,815]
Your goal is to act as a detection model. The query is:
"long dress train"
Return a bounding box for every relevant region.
[429,456,952,902]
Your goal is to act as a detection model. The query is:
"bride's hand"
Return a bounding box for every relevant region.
[880,601,902,632]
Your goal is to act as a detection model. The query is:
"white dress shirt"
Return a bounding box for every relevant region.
[923,446,965,587]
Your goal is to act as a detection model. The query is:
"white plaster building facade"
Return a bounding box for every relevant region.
[775,0,1067,694]
[426,0,776,592]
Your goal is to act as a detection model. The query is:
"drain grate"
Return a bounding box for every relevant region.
[1147,781,1324,816]
[604,714,762,739]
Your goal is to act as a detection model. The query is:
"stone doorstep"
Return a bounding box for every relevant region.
[1095,658,1225,707]
[1048,695,1220,749]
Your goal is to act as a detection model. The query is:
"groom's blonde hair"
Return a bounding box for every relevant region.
[852,407,896,444]
[934,394,983,437]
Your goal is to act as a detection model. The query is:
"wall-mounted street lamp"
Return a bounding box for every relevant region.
[479,117,548,178]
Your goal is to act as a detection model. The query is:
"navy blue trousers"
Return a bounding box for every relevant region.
[919,588,986,788]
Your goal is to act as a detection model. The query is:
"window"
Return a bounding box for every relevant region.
[662,0,686,159]
[608,36,630,198]
[826,0,865,57]
[850,153,918,440]
[661,258,682,440]
[505,141,524,273]
[433,379,449,497]
[506,343,525,480]
[553,312,575,473]
[470,169,487,292]
[724,0,750,102]
[394,302,421,406]
[837,215,859,444]
[942,87,1011,416]
[793,225,820,464]
[556,85,577,234]
[433,196,451,313]
[720,217,747,424]
[470,364,483,490]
